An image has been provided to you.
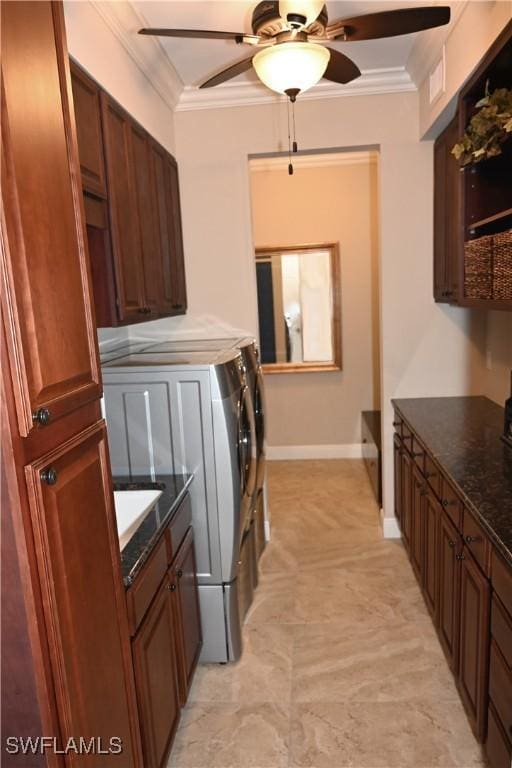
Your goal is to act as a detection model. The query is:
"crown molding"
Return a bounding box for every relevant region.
[89,0,183,110]
[406,1,469,88]
[249,150,378,172]
[175,66,416,112]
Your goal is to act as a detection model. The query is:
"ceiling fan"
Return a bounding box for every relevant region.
[139,1,451,101]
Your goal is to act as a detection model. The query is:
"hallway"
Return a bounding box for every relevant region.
[169,460,487,768]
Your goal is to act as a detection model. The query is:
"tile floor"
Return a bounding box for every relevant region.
[169,460,487,768]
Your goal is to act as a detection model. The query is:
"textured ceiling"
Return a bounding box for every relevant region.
[133,1,437,87]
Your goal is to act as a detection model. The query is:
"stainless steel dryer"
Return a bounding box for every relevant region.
[102,348,256,662]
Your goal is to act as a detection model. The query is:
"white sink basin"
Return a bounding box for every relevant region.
[114,490,163,550]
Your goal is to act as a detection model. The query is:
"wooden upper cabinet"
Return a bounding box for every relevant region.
[1,1,101,437]
[149,141,187,316]
[100,92,146,321]
[166,157,187,313]
[69,61,107,198]
[24,422,140,766]
[433,116,461,304]
[130,124,160,317]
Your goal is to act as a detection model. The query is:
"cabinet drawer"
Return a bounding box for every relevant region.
[462,510,490,577]
[486,703,512,768]
[440,477,463,528]
[127,536,168,635]
[401,422,413,453]
[492,551,512,618]
[489,641,512,741]
[492,596,512,669]
[411,436,425,473]
[425,454,441,498]
[166,492,192,564]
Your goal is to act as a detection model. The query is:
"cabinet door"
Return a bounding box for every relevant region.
[24,422,140,766]
[172,528,202,705]
[393,433,403,531]
[433,132,448,302]
[410,465,425,581]
[438,509,461,673]
[459,548,491,742]
[401,450,413,553]
[149,141,174,315]
[130,124,159,316]
[1,2,101,436]
[100,92,146,321]
[423,488,440,622]
[70,61,107,198]
[444,116,461,301]
[132,579,181,768]
[166,157,187,313]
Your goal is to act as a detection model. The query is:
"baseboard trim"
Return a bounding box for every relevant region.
[266,443,363,460]
[380,509,401,539]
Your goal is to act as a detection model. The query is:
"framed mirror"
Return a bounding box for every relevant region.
[255,243,341,373]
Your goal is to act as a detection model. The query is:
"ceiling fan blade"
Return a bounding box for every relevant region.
[323,48,361,84]
[200,54,256,88]
[329,7,451,41]
[138,28,260,43]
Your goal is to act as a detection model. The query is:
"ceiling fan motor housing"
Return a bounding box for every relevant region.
[251,1,328,37]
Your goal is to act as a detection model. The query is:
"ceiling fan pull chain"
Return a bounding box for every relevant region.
[287,97,294,175]
[292,99,298,153]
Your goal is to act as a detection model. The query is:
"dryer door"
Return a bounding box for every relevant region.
[238,385,256,532]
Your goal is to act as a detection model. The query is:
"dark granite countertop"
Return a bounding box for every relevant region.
[113,473,193,587]
[392,396,512,566]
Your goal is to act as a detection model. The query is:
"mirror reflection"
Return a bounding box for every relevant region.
[255,244,341,372]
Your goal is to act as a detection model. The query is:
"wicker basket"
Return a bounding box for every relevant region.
[464,229,512,300]
[493,229,512,300]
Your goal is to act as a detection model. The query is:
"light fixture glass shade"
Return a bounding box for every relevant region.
[279,0,324,27]
[253,43,330,96]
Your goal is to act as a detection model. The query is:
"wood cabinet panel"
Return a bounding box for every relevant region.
[172,528,202,705]
[491,550,512,617]
[1,2,101,436]
[165,158,187,313]
[100,93,145,321]
[458,548,490,741]
[393,433,403,531]
[410,465,425,582]
[440,477,463,528]
[401,450,413,553]
[127,537,169,636]
[486,703,512,768]
[130,124,159,316]
[69,61,106,198]
[489,641,512,741]
[423,488,440,622]
[433,116,461,303]
[463,510,491,577]
[438,510,461,673]
[24,422,139,766]
[132,580,181,768]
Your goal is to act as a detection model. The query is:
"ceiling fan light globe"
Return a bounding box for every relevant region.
[253,42,330,96]
[279,0,324,28]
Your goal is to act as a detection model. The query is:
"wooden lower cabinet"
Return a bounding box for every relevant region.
[172,529,202,706]
[437,507,461,674]
[25,422,139,764]
[410,466,425,583]
[131,519,201,766]
[401,450,413,553]
[423,488,440,621]
[458,549,491,741]
[132,579,181,768]
[393,433,403,530]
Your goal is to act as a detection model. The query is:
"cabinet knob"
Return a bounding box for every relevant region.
[442,498,456,508]
[33,407,51,426]
[40,468,58,485]
[167,583,176,592]
[465,535,479,544]
[177,569,183,579]
[456,553,465,561]
[392,421,401,428]
[448,540,455,548]
[412,451,423,458]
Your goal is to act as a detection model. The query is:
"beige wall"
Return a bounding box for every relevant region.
[171,90,489,523]
[481,312,512,405]
[64,1,176,154]
[249,158,380,447]
[416,3,511,137]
